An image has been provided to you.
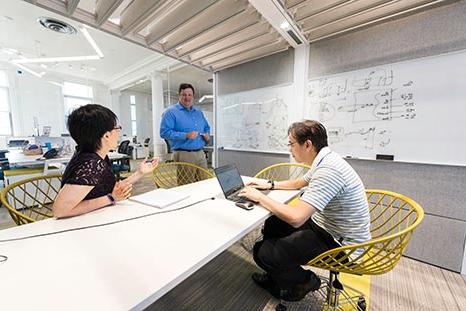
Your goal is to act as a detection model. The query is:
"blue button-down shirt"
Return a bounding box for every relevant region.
[160,103,210,151]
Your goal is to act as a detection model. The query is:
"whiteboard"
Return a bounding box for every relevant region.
[306,50,466,166]
[217,84,292,153]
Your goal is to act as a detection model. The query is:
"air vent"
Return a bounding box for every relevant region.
[286,29,302,45]
[38,17,77,35]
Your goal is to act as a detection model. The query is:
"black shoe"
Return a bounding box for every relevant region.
[252,272,281,299]
[279,274,321,302]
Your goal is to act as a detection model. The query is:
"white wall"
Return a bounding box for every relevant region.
[119,90,153,143]
[1,62,112,137]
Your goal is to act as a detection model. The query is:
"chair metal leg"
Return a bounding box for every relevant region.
[314,271,366,311]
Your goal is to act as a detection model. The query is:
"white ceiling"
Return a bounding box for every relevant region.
[0,0,181,83]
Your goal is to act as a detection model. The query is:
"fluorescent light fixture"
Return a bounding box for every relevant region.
[80,26,104,58]
[47,81,63,87]
[280,21,290,30]
[1,47,19,55]
[12,55,100,64]
[199,95,213,103]
[12,63,45,78]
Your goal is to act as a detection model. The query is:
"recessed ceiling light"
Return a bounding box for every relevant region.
[280,21,290,30]
[38,17,77,35]
[13,55,100,64]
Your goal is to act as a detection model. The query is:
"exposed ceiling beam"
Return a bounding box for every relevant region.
[151,0,247,48]
[204,39,285,67]
[307,0,446,42]
[249,0,307,48]
[162,0,246,50]
[285,0,308,10]
[196,32,280,65]
[211,42,289,71]
[119,0,168,36]
[165,6,257,54]
[95,0,125,26]
[301,0,401,31]
[294,0,356,22]
[66,0,80,16]
[174,9,261,57]
[141,0,215,44]
[188,23,271,62]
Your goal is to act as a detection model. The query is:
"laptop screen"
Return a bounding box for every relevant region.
[214,164,245,197]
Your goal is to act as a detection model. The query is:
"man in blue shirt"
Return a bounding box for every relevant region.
[160,83,210,168]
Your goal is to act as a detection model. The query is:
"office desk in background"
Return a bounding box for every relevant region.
[0,177,298,310]
[6,150,130,167]
[3,150,131,186]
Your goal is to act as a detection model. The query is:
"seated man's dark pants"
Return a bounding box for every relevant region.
[253,215,339,289]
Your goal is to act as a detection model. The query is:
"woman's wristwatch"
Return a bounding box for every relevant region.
[106,193,116,206]
[268,180,275,190]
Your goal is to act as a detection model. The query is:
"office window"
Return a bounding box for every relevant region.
[130,95,137,136]
[63,82,93,116]
[0,71,12,136]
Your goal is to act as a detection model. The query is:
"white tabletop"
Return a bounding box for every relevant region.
[0,177,299,311]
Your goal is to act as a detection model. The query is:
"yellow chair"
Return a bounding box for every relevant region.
[254,162,311,181]
[0,174,62,225]
[152,161,214,188]
[277,189,424,311]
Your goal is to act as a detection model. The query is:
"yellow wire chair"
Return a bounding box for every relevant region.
[276,189,425,311]
[254,162,312,181]
[0,174,62,225]
[152,161,214,189]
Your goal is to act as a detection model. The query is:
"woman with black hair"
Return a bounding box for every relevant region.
[53,104,158,218]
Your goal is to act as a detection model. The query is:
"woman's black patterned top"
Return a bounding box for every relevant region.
[61,152,116,200]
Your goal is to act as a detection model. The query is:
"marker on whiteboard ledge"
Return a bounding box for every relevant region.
[376,154,394,161]
[345,155,359,159]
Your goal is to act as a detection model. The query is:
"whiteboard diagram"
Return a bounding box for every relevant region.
[308,69,416,152]
[218,84,292,153]
[306,50,466,166]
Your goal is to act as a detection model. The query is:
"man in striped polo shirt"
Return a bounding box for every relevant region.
[239,120,371,302]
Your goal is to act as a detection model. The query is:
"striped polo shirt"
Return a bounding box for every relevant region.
[300,147,371,257]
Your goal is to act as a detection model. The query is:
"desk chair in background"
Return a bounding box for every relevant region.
[143,138,151,158]
[112,140,132,179]
[0,174,62,225]
[254,163,311,181]
[163,139,174,163]
[152,162,214,188]
[275,190,424,311]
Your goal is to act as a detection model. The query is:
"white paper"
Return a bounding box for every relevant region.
[129,188,190,208]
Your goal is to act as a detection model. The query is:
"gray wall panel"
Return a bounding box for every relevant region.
[309,0,466,77]
[217,49,294,96]
[403,214,466,272]
[347,159,466,221]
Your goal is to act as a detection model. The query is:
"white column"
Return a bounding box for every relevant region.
[293,44,310,122]
[150,72,166,157]
[213,72,218,168]
[289,44,310,163]
[110,89,121,118]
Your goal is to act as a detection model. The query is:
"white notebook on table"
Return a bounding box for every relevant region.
[129,188,190,208]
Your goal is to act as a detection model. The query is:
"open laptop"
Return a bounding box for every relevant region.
[214,164,270,203]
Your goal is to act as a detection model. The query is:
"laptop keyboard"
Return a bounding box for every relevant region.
[228,192,245,202]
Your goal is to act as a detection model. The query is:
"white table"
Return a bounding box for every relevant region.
[0,177,299,310]
[6,150,130,167]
